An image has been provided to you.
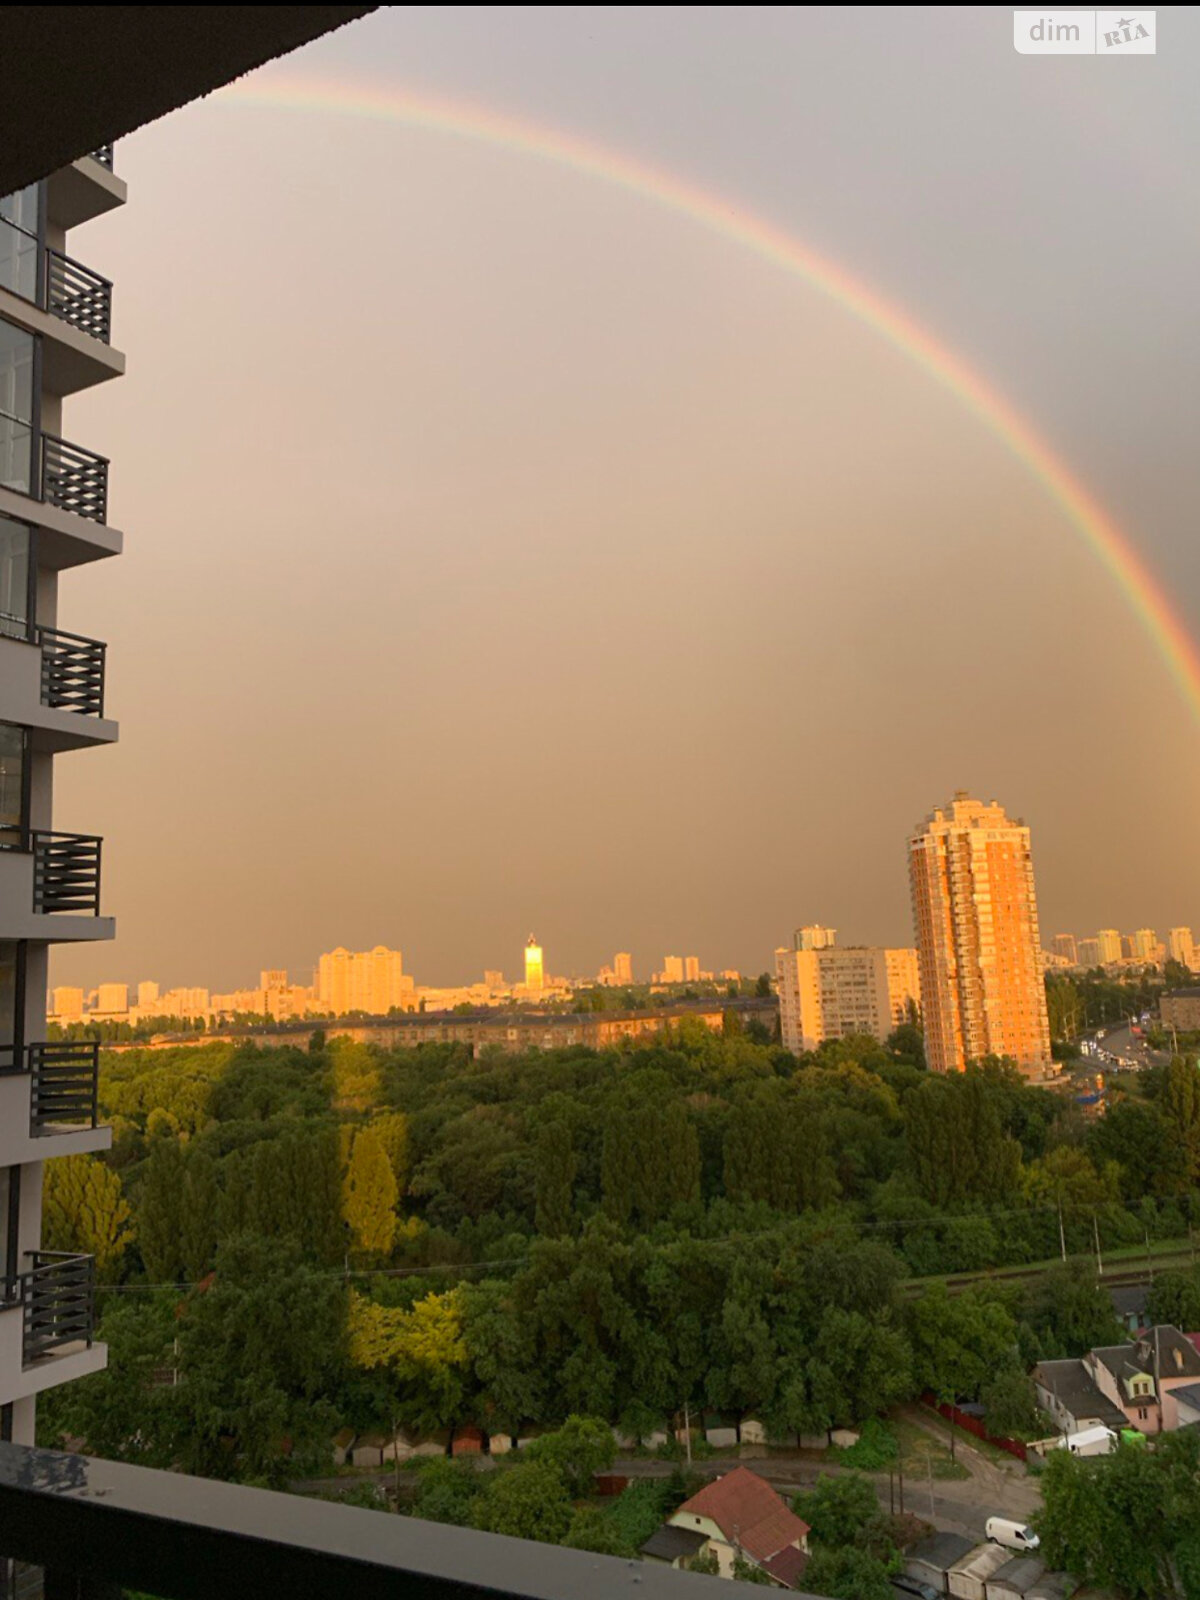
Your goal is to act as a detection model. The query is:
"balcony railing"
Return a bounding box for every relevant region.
[88,145,115,171]
[37,625,106,717]
[20,1252,94,1364]
[0,1440,787,1600]
[28,1042,100,1132]
[31,831,102,915]
[40,432,108,523]
[45,246,112,344]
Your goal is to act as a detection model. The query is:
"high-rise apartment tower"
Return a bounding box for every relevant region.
[0,145,126,1446]
[908,792,1051,1077]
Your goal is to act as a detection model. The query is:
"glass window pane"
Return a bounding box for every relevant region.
[0,941,16,1052]
[0,185,39,235]
[0,221,37,302]
[0,519,29,638]
[0,418,32,496]
[0,322,34,425]
[0,724,25,846]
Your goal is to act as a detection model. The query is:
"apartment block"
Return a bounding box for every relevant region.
[1096,928,1123,965]
[0,145,125,1445]
[316,944,415,1016]
[1169,928,1196,970]
[523,936,544,994]
[908,792,1051,1077]
[613,951,633,985]
[775,941,919,1053]
[1129,928,1159,963]
[1077,938,1101,968]
[1052,933,1078,965]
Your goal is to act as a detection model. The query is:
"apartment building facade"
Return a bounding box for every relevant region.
[0,146,125,1446]
[775,937,919,1054]
[908,792,1052,1076]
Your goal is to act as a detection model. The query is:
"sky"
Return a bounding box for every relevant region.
[50,6,1200,992]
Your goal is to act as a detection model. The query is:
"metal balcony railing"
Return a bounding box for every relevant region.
[20,1252,95,1363]
[37,625,106,717]
[0,1440,790,1600]
[40,432,108,523]
[44,246,112,344]
[27,1041,100,1132]
[31,830,102,915]
[88,145,115,171]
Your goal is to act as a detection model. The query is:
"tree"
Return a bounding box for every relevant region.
[524,1415,615,1498]
[343,1128,398,1260]
[1148,1268,1200,1333]
[804,1546,893,1600]
[903,1073,1022,1207]
[471,1460,573,1543]
[1024,1258,1123,1359]
[795,1473,879,1546]
[42,1154,133,1277]
[171,1234,346,1483]
[564,1506,633,1556]
[980,1367,1040,1441]
[1161,1057,1200,1188]
[908,1285,1017,1412]
[347,1288,468,1436]
[410,1457,483,1527]
[370,1111,410,1196]
[534,1120,576,1237]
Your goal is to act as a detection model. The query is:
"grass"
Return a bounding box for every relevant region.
[902,1232,1200,1291]
[890,1419,971,1482]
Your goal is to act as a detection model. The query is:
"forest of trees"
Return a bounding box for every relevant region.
[37,1013,1200,1490]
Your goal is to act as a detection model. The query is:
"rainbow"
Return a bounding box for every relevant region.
[223,76,1200,721]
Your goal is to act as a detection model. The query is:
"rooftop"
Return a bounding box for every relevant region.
[906,1532,976,1573]
[674,1467,809,1562]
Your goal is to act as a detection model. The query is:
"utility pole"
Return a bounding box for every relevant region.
[1093,1212,1104,1278]
[684,1400,692,1467]
[1058,1201,1067,1262]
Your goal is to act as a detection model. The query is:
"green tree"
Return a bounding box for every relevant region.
[908,1284,1017,1410]
[980,1366,1040,1441]
[524,1414,615,1497]
[534,1120,577,1237]
[343,1128,399,1260]
[1161,1057,1200,1188]
[564,1506,633,1556]
[903,1072,1022,1207]
[42,1154,133,1277]
[1148,1268,1200,1333]
[1024,1258,1123,1359]
[795,1473,879,1546]
[471,1460,573,1543]
[411,1457,483,1526]
[804,1546,893,1600]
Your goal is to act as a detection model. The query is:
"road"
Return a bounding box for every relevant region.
[1085,1022,1170,1074]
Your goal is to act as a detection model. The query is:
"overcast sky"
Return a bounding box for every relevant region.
[50,6,1200,991]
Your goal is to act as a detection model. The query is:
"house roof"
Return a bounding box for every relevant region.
[906,1533,976,1574]
[1168,1382,1200,1414]
[674,1467,810,1562]
[989,1556,1046,1594]
[1033,1359,1128,1431]
[641,1526,709,1563]
[949,1543,1014,1582]
[762,1546,811,1590]
[1091,1327,1200,1387]
[1109,1285,1148,1318]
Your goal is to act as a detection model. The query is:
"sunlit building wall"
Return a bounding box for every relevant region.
[775,943,918,1054]
[908,792,1051,1077]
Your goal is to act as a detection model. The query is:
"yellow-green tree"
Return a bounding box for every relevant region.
[347,1288,468,1434]
[42,1155,134,1277]
[328,1038,381,1111]
[371,1111,410,1196]
[343,1129,398,1259]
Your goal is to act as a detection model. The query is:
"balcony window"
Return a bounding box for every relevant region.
[0,941,17,1070]
[0,322,34,495]
[0,723,27,849]
[0,516,30,640]
[0,185,40,303]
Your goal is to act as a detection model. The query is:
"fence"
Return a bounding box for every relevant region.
[920,1392,1028,1462]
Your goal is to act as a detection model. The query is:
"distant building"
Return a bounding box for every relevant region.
[613,951,633,985]
[659,955,685,984]
[1096,929,1123,965]
[684,956,700,983]
[317,945,415,1016]
[1161,990,1200,1032]
[137,980,160,1009]
[1035,1326,1200,1436]
[95,982,129,1017]
[908,792,1051,1077]
[483,969,504,990]
[1077,938,1101,968]
[795,925,836,951]
[157,986,210,1018]
[1169,928,1196,970]
[523,936,544,994]
[50,986,84,1021]
[1052,934,1078,966]
[775,941,918,1054]
[1129,928,1158,963]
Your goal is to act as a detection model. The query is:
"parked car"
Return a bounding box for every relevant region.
[985,1517,1040,1552]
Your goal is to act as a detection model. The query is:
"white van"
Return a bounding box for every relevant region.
[1065,1426,1116,1457]
[985,1518,1040,1552]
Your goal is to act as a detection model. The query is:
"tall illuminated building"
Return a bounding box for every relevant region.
[1096,929,1122,965]
[1077,938,1101,968]
[523,935,544,993]
[908,792,1051,1077]
[1052,933,1078,965]
[795,925,837,951]
[1129,928,1158,963]
[0,144,124,1447]
[317,944,414,1015]
[684,955,700,983]
[1169,928,1196,970]
[613,951,633,985]
[775,941,919,1053]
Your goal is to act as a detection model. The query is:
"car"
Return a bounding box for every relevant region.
[986,1517,1040,1552]
[892,1580,941,1600]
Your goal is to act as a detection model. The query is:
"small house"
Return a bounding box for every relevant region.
[451,1425,484,1457]
[662,1465,810,1585]
[331,1428,355,1466]
[641,1526,709,1570]
[489,1432,514,1456]
[905,1532,976,1594]
[948,1542,1012,1600]
[740,1418,767,1446]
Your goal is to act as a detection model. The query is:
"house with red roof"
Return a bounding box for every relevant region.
[642,1465,810,1587]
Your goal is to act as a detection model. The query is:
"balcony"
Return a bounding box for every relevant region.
[0,1440,780,1600]
[20,1253,95,1365]
[37,626,106,718]
[89,146,115,172]
[40,433,108,524]
[45,246,112,345]
[31,831,102,915]
[28,1042,100,1133]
